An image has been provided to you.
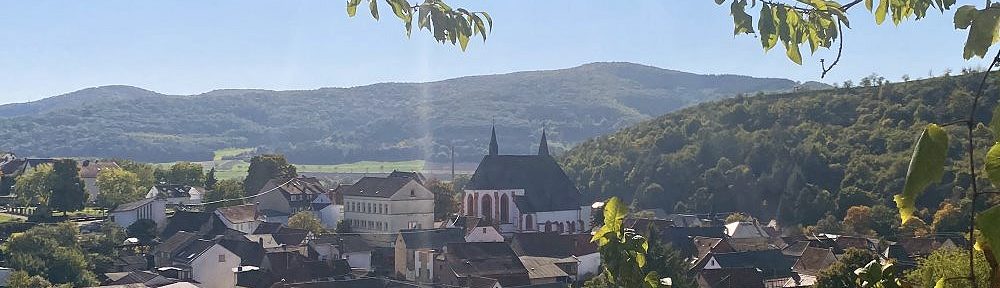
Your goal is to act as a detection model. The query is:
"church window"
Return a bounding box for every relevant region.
[525,215,533,230]
[481,195,493,223]
[500,194,509,223]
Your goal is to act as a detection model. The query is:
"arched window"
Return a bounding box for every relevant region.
[569,221,576,233]
[467,195,475,216]
[525,214,533,231]
[557,222,564,234]
[499,194,510,223]
[481,195,493,223]
[545,221,552,232]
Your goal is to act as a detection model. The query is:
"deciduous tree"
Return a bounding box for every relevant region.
[203,179,244,211]
[96,168,142,210]
[288,211,325,235]
[48,159,86,214]
[244,154,296,197]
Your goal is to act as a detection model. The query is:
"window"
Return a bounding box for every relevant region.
[410,190,415,197]
[218,254,226,262]
[500,194,509,223]
[408,221,419,229]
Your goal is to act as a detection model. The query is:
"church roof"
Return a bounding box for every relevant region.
[467,154,583,212]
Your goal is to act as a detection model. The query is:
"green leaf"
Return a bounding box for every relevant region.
[715,0,726,4]
[759,4,779,50]
[875,0,889,24]
[785,42,802,64]
[934,278,946,288]
[977,205,1000,264]
[893,123,949,225]
[644,271,662,288]
[961,5,1000,59]
[369,0,379,20]
[986,143,1000,187]
[731,0,755,35]
[954,5,977,29]
[347,0,362,17]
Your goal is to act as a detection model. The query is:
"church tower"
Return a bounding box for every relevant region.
[489,125,499,156]
[537,129,549,156]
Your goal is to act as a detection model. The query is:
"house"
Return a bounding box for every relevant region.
[342,174,435,233]
[101,270,180,287]
[387,170,426,184]
[153,231,200,267]
[432,242,531,287]
[309,234,374,271]
[883,237,961,270]
[693,249,796,287]
[112,255,150,272]
[509,232,600,281]
[168,239,241,288]
[394,228,466,281]
[465,226,505,243]
[518,256,572,285]
[215,204,263,234]
[78,160,120,202]
[462,127,592,236]
[253,176,328,218]
[147,184,204,206]
[723,221,773,251]
[311,192,342,229]
[110,198,167,229]
[792,247,837,277]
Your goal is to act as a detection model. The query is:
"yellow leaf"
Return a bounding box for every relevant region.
[894,124,949,224]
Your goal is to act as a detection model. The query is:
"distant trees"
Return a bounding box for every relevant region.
[203,179,244,211]
[204,168,217,190]
[842,206,875,236]
[287,211,325,235]
[244,155,297,196]
[95,168,142,209]
[426,179,460,220]
[155,162,204,187]
[3,222,97,286]
[118,160,156,191]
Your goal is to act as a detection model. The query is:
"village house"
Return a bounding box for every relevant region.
[77,159,120,202]
[509,232,600,281]
[252,176,328,220]
[146,184,204,206]
[167,239,241,288]
[341,174,434,233]
[462,127,592,236]
[310,191,342,229]
[394,227,465,282]
[432,242,531,287]
[215,204,263,234]
[110,197,166,228]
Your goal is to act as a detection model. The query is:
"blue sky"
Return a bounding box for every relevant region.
[0,0,991,104]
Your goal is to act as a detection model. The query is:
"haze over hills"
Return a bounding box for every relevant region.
[0,62,820,163]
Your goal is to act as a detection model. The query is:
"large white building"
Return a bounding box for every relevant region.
[340,174,434,233]
[462,127,592,236]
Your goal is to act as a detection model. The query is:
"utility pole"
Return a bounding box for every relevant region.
[450,144,455,181]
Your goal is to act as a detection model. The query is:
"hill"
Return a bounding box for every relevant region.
[0,62,809,163]
[560,73,999,230]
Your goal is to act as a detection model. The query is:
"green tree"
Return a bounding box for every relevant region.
[126,219,158,244]
[931,201,968,233]
[815,248,875,288]
[204,167,218,190]
[203,179,244,211]
[3,222,97,286]
[643,223,697,288]
[843,205,875,236]
[7,271,54,288]
[165,162,204,187]
[244,154,297,197]
[426,179,460,220]
[48,159,86,214]
[118,160,156,191]
[905,248,990,288]
[95,167,142,210]
[13,164,53,207]
[288,211,325,235]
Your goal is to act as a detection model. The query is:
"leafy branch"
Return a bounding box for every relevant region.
[346,0,491,50]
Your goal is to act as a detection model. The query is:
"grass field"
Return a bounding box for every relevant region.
[213,147,256,161]
[155,151,426,180]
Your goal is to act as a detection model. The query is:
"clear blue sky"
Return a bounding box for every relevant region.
[0,0,991,104]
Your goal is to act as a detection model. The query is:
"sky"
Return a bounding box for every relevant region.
[0,0,993,104]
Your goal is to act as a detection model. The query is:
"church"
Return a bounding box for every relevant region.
[461,126,592,236]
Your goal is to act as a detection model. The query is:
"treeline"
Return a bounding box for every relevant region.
[561,73,1000,236]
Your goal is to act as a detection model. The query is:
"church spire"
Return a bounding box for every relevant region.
[489,124,499,156]
[538,128,549,156]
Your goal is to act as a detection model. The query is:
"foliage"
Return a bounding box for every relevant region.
[205,168,217,190]
[7,270,54,288]
[843,205,875,236]
[203,179,244,211]
[0,65,805,164]
[426,179,460,220]
[95,167,142,209]
[643,223,698,288]
[126,219,157,244]
[895,123,949,225]
[335,220,352,233]
[724,212,751,223]
[118,159,156,191]
[14,164,53,207]
[905,248,991,288]
[931,201,968,233]
[854,260,903,288]
[590,197,661,288]
[156,162,204,187]
[3,222,97,286]
[47,159,87,214]
[345,0,491,51]
[288,211,325,235]
[244,154,297,197]
[815,248,876,288]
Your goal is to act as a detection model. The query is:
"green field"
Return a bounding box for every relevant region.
[155,155,425,180]
[213,147,256,161]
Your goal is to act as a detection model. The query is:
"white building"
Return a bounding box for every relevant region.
[146,184,204,206]
[214,204,262,234]
[462,127,592,236]
[110,198,167,228]
[340,174,434,233]
[170,239,241,288]
[311,193,343,229]
[78,160,120,203]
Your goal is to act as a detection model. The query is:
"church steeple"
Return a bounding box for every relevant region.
[489,125,499,155]
[538,128,549,156]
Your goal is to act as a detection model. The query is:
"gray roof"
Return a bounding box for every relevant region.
[259,176,327,196]
[444,242,528,279]
[399,228,465,249]
[171,239,217,264]
[154,231,199,255]
[341,176,415,198]
[113,197,156,212]
[467,154,583,212]
[153,184,192,198]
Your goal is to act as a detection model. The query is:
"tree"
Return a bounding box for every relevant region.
[335,220,352,233]
[204,168,218,190]
[725,212,751,224]
[932,201,968,233]
[643,223,698,288]
[47,159,86,214]
[95,168,142,210]
[118,160,156,191]
[7,271,54,288]
[244,154,297,197]
[3,222,97,286]
[345,0,491,51]
[126,219,157,244]
[815,248,875,288]
[905,248,991,288]
[843,205,875,236]
[161,162,204,187]
[203,179,244,211]
[288,211,325,235]
[13,164,54,207]
[426,179,459,220]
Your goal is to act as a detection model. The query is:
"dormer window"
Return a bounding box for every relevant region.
[410,190,415,197]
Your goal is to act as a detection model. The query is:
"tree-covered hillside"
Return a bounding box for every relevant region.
[0,62,806,163]
[561,73,1000,230]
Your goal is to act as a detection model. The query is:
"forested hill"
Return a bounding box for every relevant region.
[561,73,1000,229]
[0,62,810,163]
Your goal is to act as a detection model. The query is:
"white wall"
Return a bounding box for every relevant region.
[111,200,166,228]
[190,244,240,288]
[465,226,504,243]
[344,251,372,271]
[577,252,601,280]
